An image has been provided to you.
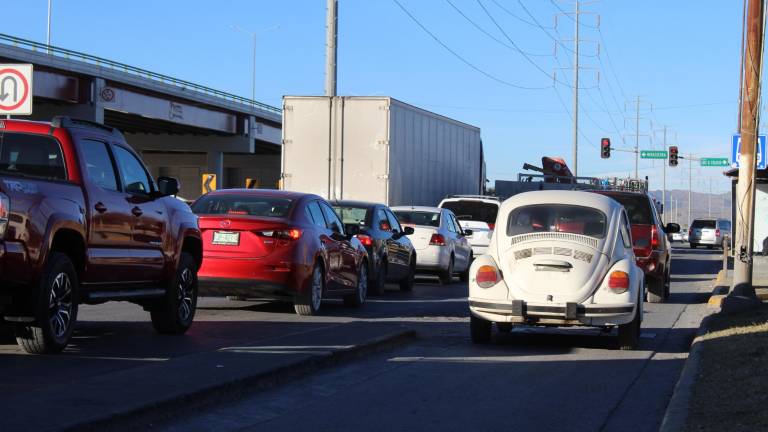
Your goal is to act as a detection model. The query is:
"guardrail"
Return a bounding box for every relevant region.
[0,33,282,115]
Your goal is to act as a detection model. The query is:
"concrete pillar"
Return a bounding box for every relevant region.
[206,151,224,190]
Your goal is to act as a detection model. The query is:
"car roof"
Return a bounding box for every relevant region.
[330,199,381,209]
[391,205,443,213]
[439,196,501,205]
[202,189,318,201]
[500,190,622,215]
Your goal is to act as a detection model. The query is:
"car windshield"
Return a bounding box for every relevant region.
[333,206,369,225]
[191,195,293,217]
[600,193,652,225]
[394,210,440,227]
[506,205,607,238]
[439,200,498,224]
[691,220,716,229]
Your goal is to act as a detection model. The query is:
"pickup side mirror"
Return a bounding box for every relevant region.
[157,176,180,197]
[665,223,680,234]
[403,226,415,236]
[463,229,474,237]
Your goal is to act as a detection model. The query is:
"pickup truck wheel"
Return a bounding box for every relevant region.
[344,263,367,307]
[647,276,665,304]
[399,257,416,292]
[15,253,78,354]
[439,256,454,285]
[295,263,323,316]
[470,314,492,344]
[151,252,198,334]
[617,306,641,350]
[370,261,386,296]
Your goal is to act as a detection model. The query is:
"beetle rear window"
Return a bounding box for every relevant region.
[507,205,607,238]
[0,133,66,181]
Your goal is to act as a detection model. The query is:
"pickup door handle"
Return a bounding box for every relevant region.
[131,206,143,217]
[94,202,107,213]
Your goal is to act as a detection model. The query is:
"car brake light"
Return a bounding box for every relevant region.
[607,270,630,293]
[476,265,499,288]
[227,210,248,215]
[356,234,373,247]
[256,229,302,240]
[429,233,446,246]
[487,223,495,230]
[0,193,8,237]
[716,229,721,237]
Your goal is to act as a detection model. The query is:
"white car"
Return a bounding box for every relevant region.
[438,195,500,256]
[671,232,683,242]
[392,206,473,284]
[468,190,645,349]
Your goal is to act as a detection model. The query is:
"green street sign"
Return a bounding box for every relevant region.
[640,150,668,159]
[700,158,730,167]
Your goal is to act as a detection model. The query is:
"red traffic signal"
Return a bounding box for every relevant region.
[669,146,679,166]
[600,138,611,158]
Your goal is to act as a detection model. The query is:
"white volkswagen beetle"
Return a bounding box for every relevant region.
[468,190,644,349]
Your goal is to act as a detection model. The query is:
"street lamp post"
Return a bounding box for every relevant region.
[231,25,279,108]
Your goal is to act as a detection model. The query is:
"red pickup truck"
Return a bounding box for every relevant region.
[0,117,202,354]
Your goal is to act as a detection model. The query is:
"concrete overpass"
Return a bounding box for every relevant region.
[0,33,282,198]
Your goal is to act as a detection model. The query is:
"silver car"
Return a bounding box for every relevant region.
[689,218,731,249]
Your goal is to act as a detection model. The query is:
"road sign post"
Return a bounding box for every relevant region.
[201,173,217,195]
[0,64,33,116]
[640,150,668,159]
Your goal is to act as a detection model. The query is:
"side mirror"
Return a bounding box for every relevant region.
[463,229,474,236]
[157,176,180,197]
[403,226,415,236]
[665,223,681,234]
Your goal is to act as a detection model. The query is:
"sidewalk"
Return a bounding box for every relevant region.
[662,254,768,432]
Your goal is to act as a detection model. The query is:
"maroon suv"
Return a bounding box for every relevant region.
[0,117,202,354]
[592,191,680,303]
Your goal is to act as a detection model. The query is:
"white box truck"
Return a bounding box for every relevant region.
[281,96,484,206]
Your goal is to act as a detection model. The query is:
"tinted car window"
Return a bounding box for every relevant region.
[320,202,344,233]
[691,219,716,229]
[192,195,293,217]
[386,210,402,233]
[306,201,327,228]
[394,211,440,227]
[507,205,607,239]
[113,146,152,195]
[81,140,118,191]
[440,200,498,224]
[600,193,652,225]
[0,133,66,181]
[333,206,369,226]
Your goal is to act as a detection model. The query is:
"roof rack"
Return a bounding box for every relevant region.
[51,116,124,138]
[594,177,649,193]
[516,173,601,186]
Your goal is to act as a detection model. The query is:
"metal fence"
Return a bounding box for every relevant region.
[0,33,281,115]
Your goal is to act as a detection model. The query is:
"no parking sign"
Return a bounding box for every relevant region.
[0,64,33,116]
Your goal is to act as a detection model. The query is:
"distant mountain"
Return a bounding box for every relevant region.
[649,189,731,227]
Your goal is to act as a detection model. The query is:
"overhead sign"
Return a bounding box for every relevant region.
[201,173,217,194]
[731,134,766,170]
[700,158,730,167]
[640,150,667,159]
[0,64,33,115]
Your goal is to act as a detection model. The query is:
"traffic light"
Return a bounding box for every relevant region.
[600,138,611,158]
[669,146,679,167]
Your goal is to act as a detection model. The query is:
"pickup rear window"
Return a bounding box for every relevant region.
[0,133,66,181]
[598,193,652,225]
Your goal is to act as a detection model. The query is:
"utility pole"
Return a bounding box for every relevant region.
[662,126,667,223]
[46,0,52,53]
[731,0,764,300]
[325,0,338,97]
[688,153,693,227]
[708,178,712,218]
[635,96,640,178]
[572,0,580,177]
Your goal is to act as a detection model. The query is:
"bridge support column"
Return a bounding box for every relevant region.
[206,151,224,189]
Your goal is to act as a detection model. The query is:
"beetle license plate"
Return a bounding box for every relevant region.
[212,231,240,245]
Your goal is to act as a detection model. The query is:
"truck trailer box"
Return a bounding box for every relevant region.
[281,96,483,206]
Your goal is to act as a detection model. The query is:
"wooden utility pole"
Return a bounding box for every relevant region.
[731,0,764,299]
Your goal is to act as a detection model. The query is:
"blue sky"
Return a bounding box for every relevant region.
[5,1,745,194]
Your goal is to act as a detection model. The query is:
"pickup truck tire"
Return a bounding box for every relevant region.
[617,306,641,350]
[150,252,198,334]
[15,252,79,354]
[647,276,665,304]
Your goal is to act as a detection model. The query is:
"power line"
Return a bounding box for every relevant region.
[549,0,599,28]
[391,0,551,90]
[597,27,628,101]
[489,0,550,29]
[444,0,550,57]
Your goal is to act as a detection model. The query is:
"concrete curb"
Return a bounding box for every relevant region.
[65,329,417,432]
[659,275,728,432]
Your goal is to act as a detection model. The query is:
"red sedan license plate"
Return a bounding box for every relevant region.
[212,231,240,246]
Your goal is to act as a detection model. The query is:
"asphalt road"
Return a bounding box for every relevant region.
[0,245,721,432]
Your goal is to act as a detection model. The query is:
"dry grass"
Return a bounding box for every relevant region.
[686,304,768,432]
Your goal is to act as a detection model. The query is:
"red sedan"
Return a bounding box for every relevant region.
[192,189,368,316]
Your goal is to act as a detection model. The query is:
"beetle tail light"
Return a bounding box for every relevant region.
[476,264,500,288]
[607,271,630,294]
[429,234,446,246]
[356,234,373,247]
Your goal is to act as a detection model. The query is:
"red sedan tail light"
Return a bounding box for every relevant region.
[255,229,302,240]
[429,233,446,246]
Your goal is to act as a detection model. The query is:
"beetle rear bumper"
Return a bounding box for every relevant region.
[469,299,636,326]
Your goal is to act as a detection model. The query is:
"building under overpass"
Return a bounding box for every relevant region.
[0,33,281,199]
